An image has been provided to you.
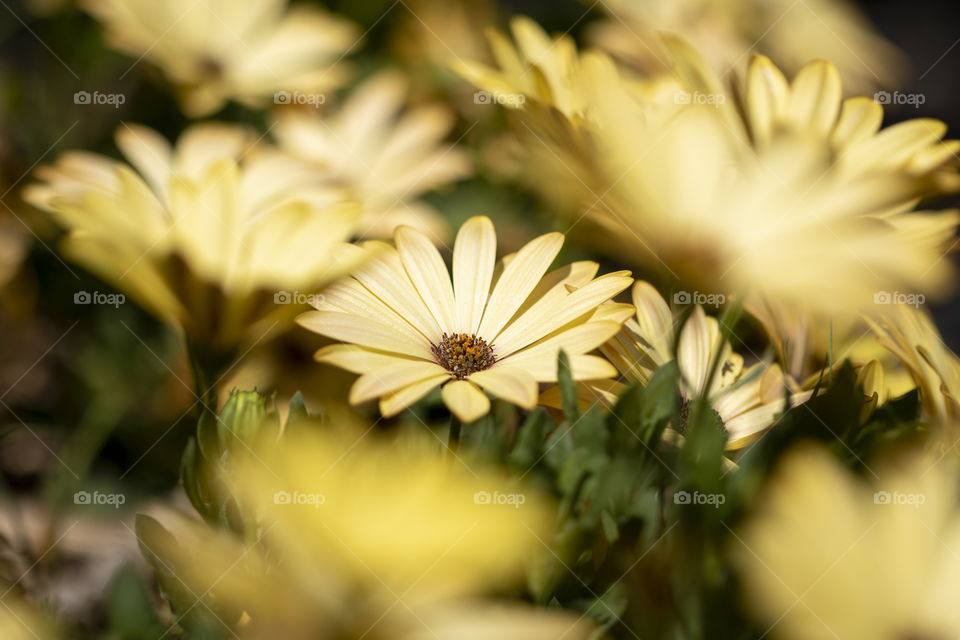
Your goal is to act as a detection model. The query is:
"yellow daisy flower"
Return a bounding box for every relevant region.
[456,26,960,317]
[297,215,633,423]
[746,295,918,397]
[734,444,960,640]
[582,52,959,316]
[451,16,594,123]
[868,304,960,454]
[81,0,357,117]
[545,282,812,449]
[24,123,363,361]
[272,70,472,242]
[742,54,960,189]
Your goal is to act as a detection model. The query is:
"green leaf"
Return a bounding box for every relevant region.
[509,409,551,471]
[557,350,580,422]
[106,566,166,639]
[612,361,680,452]
[600,510,619,544]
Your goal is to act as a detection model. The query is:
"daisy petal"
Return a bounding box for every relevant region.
[493,271,632,356]
[297,310,432,359]
[677,306,715,397]
[315,344,418,374]
[116,124,173,202]
[539,379,626,412]
[396,226,457,331]
[470,367,538,409]
[350,361,450,404]
[478,232,563,340]
[453,216,497,334]
[786,60,841,137]
[506,353,618,382]
[504,321,625,370]
[746,55,789,147]
[380,374,450,417]
[832,97,883,149]
[441,380,491,423]
[352,242,442,341]
[632,281,675,356]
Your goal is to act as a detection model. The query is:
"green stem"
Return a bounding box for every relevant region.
[448,416,462,455]
[185,340,222,416]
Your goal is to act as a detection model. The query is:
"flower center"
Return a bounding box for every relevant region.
[676,400,727,436]
[432,333,495,380]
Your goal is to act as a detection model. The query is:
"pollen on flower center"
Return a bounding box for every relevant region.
[432,333,495,380]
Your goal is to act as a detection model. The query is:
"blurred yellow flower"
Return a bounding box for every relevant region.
[298,215,633,422]
[869,304,960,454]
[452,16,596,123]
[543,282,811,449]
[273,70,472,242]
[587,0,907,95]
[741,55,960,189]
[25,123,363,361]
[590,56,958,316]
[142,430,592,639]
[746,295,918,398]
[0,598,58,640]
[457,26,960,318]
[734,443,960,639]
[82,0,357,116]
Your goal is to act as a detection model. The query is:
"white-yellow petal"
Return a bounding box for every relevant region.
[350,360,450,404]
[441,380,491,422]
[470,367,538,409]
[395,226,457,331]
[380,374,450,417]
[315,344,418,374]
[493,271,632,357]
[631,281,675,357]
[453,216,497,334]
[478,232,563,340]
[297,310,432,359]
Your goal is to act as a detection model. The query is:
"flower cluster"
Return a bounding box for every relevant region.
[5,1,960,640]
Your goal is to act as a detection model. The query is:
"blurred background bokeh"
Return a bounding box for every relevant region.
[0,0,959,636]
